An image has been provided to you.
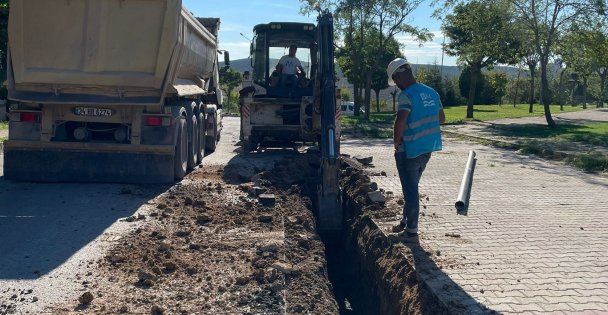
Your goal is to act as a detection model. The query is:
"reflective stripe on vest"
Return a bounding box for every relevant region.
[402,126,442,141]
[407,116,439,130]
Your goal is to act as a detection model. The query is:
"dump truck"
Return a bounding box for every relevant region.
[4,0,227,183]
[239,11,342,232]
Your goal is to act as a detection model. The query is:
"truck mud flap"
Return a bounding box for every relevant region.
[3,148,174,184]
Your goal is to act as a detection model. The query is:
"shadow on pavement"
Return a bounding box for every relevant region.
[402,238,498,314]
[0,178,169,279]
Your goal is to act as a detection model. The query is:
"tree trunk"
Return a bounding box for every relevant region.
[466,66,478,119]
[558,69,565,111]
[375,90,380,113]
[601,74,606,108]
[364,71,372,120]
[539,56,555,127]
[354,82,361,116]
[513,68,521,107]
[528,65,535,113]
[582,76,587,109]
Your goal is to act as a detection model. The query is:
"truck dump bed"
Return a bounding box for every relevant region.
[8,0,217,105]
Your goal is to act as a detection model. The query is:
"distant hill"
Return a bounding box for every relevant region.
[222,58,524,102]
[224,58,521,79]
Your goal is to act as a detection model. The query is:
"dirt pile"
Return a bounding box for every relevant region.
[48,163,338,314]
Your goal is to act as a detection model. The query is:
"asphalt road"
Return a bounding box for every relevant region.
[0,152,170,313]
[0,117,290,314]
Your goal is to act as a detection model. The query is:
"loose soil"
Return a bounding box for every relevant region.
[47,159,338,314]
[14,152,449,315]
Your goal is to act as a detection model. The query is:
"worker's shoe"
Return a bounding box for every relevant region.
[392,220,406,233]
[398,231,419,243]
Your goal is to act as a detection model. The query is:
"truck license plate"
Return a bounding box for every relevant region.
[73,107,113,117]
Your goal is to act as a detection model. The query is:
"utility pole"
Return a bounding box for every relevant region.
[440,35,446,78]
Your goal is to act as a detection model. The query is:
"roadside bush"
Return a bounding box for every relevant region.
[569,153,608,173]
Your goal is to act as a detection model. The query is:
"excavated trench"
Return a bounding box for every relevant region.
[315,158,447,315]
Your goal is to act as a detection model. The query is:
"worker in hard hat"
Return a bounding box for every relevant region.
[387,57,445,238]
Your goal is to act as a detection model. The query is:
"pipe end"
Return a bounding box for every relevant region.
[455,201,466,212]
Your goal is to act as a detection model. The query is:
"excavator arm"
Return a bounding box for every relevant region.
[316,10,342,234]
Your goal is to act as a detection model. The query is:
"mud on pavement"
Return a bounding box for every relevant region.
[48,160,338,315]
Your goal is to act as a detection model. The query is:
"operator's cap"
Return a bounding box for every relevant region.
[387,58,411,86]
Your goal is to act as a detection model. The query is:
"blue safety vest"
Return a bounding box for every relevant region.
[400,83,442,158]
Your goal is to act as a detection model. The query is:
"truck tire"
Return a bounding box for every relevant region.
[205,114,217,152]
[243,137,257,153]
[187,114,198,170]
[174,117,188,180]
[197,112,206,164]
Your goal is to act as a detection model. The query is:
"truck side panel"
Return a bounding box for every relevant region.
[4,1,223,183]
[9,0,180,89]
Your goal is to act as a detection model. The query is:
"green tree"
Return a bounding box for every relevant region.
[416,65,445,103]
[219,68,242,113]
[340,90,351,102]
[587,29,608,108]
[443,76,464,107]
[370,34,402,112]
[333,0,374,117]
[443,0,521,118]
[559,27,595,109]
[302,0,431,119]
[508,0,595,127]
[361,0,430,120]
[558,25,608,108]
[458,66,485,104]
[486,71,509,104]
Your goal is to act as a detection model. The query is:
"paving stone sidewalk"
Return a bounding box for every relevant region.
[341,127,608,313]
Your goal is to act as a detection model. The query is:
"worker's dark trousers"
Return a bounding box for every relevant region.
[394,152,432,234]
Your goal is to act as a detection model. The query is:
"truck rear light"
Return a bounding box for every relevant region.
[17,112,40,123]
[145,116,163,126]
[144,116,171,127]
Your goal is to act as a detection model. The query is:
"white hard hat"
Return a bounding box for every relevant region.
[387,57,411,86]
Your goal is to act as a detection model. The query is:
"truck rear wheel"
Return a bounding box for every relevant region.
[205,114,218,152]
[174,117,188,179]
[243,137,257,153]
[197,112,206,164]
[187,114,198,170]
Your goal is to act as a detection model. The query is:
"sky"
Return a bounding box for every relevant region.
[183,0,458,66]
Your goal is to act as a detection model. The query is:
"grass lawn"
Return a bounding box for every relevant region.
[443,104,582,124]
[341,113,394,127]
[342,104,584,126]
[1,122,7,141]
[500,123,608,148]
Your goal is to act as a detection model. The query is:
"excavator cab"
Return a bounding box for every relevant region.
[250,23,317,98]
[240,12,342,233]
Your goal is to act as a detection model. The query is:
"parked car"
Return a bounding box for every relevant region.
[340,101,364,116]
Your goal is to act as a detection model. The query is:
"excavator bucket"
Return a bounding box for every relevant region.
[316,158,343,234]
